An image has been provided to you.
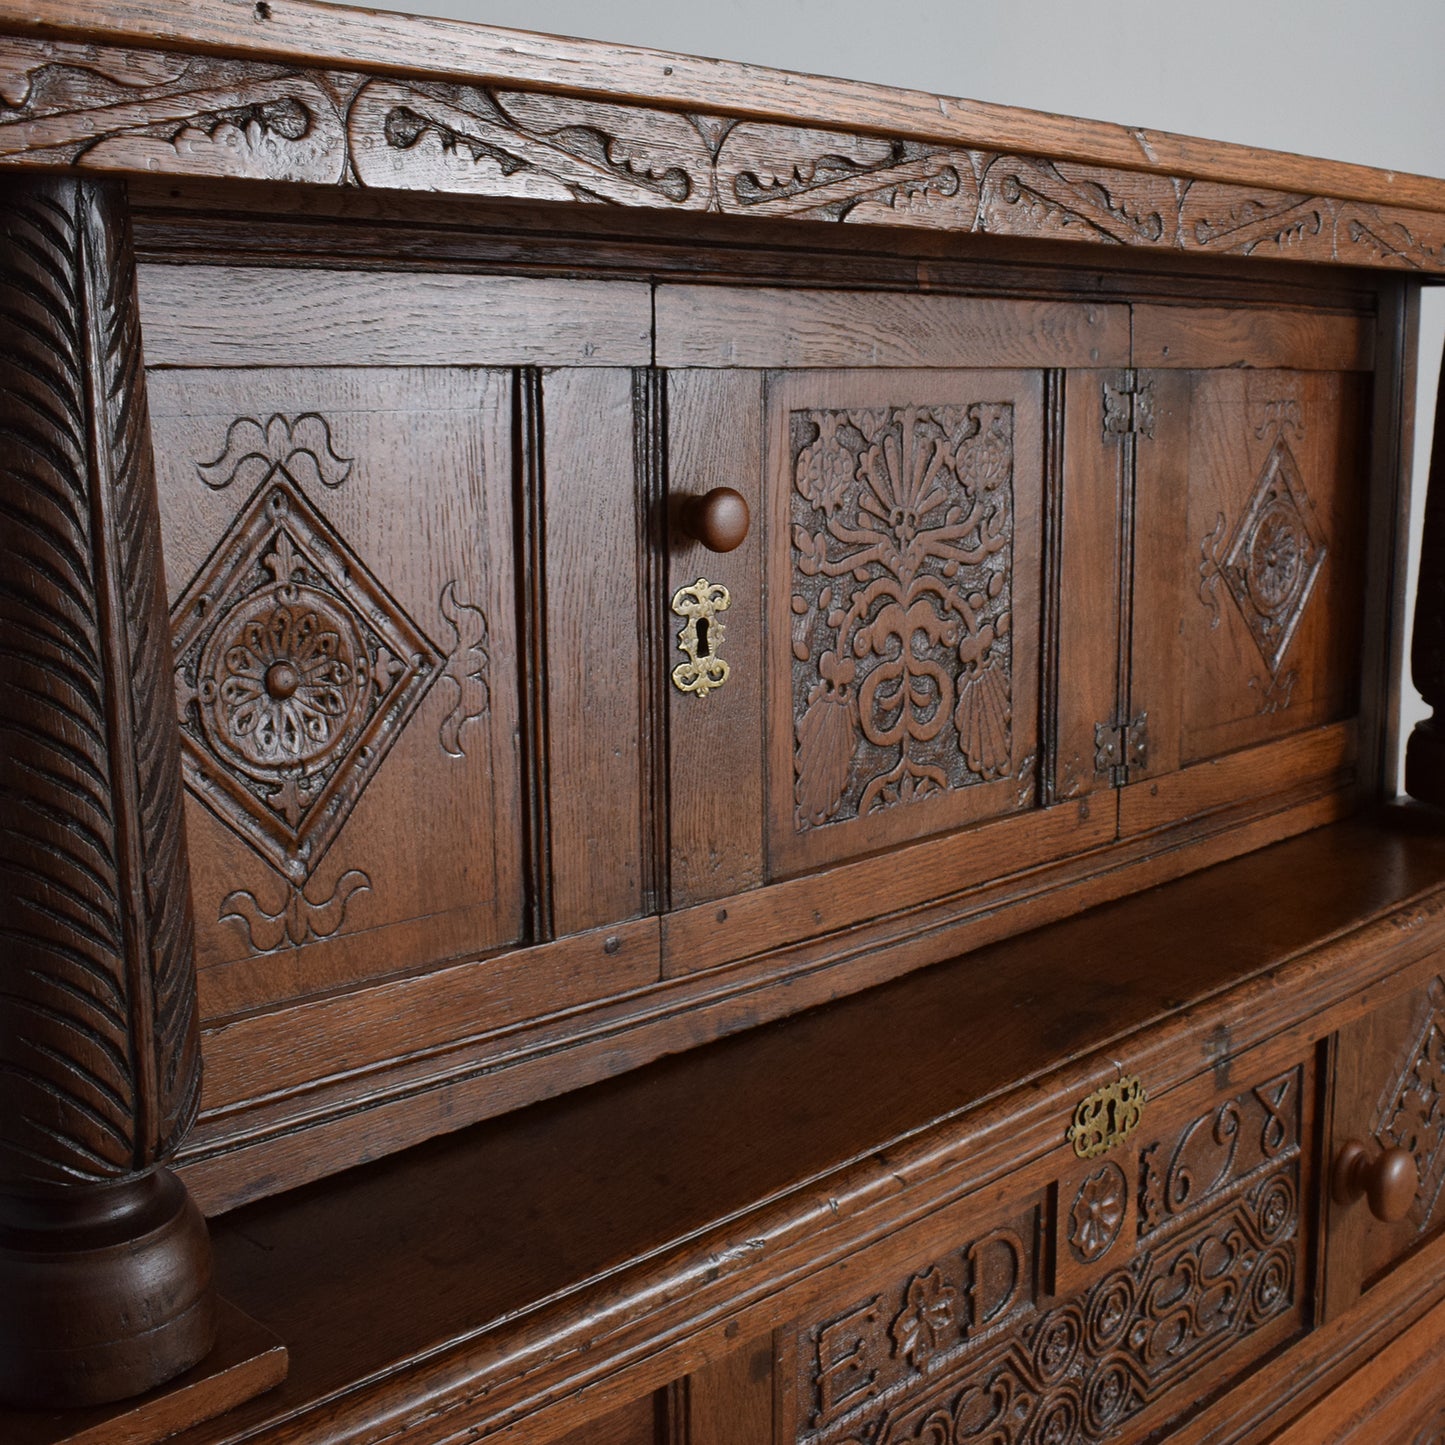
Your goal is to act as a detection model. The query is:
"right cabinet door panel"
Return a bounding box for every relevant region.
[1127,335,1371,835]
[1325,965,1445,1319]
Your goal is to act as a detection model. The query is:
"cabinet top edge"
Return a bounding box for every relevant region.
[0,0,1436,211]
[2,0,1445,278]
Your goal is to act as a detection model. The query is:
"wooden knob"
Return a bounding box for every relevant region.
[1332,1140,1418,1222]
[679,487,750,553]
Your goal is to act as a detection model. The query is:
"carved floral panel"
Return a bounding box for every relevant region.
[790,403,1016,832]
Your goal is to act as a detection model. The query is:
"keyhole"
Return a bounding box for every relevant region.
[696,617,711,657]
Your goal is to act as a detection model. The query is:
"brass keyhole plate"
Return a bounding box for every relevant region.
[671,578,731,697]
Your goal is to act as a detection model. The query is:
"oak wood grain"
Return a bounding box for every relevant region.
[152,811,1445,1445]
[1132,304,1374,372]
[137,267,651,368]
[656,291,1129,370]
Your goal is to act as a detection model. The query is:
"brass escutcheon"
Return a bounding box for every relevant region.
[1066,1075,1147,1159]
[671,578,731,697]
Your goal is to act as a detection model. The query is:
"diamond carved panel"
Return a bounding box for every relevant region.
[172,470,442,884]
[1217,435,1326,677]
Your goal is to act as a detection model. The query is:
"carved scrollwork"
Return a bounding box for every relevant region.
[801,1168,1299,1445]
[3,39,1445,269]
[197,411,354,491]
[790,403,1015,831]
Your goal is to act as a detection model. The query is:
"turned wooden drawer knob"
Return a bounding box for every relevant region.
[1331,1141,1417,1222]
[679,487,750,552]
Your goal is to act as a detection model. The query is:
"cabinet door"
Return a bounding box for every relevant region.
[140,262,659,1004]
[151,364,524,1016]
[1325,965,1445,1318]
[658,287,1127,969]
[1127,307,1373,835]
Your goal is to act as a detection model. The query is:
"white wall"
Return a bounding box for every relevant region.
[392,0,1445,785]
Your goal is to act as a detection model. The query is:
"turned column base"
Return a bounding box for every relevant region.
[0,1171,216,1409]
[1406,716,1445,808]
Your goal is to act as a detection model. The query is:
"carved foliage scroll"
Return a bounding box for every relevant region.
[0,175,200,1185]
[790,404,1014,830]
[795,1066,1304,1445]
[3,38,1445,271]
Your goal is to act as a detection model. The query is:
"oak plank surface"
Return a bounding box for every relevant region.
[656,291,1129,370]
[138,267,652,368]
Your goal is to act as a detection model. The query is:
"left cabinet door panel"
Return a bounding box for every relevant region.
[151,365,524,1017]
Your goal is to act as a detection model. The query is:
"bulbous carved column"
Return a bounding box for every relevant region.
[0,176,216,1407]
[1409,341,1445,805]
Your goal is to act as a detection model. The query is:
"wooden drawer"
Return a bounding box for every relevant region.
[777,1047,1317,1445]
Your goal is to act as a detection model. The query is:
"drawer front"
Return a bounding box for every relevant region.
[1326,964,1445,1316]
[782,1054,1314,1445]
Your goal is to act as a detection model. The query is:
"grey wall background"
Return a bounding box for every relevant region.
[392,0,1445,783]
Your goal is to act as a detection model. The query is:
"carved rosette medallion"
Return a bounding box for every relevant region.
[790,403,1014,831]
[1374,978,1445,1229]
[1201,434,1326,678]
[1069,1163,1128,1263]
[172,472,442,883]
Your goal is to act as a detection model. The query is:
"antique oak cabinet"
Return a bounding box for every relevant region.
[4,3,1445,1443]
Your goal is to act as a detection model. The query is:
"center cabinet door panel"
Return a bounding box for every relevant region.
[767,368,1044,877]
[1126,306,1373,836]
[659,287,1128,977]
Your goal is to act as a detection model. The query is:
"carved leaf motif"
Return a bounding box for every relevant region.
[980,154,1174,246]
[436,580,490,759]
[1179,184,1328,259]
[954,652,1011,779]
[0,177,199,1184]
[198,411,354,491]
[790,404,1015,832]
[795,652,857,827]
[890,1268,958,1367]
[716,124,979,227]
[219,869,371,953]
[0,42,347,183]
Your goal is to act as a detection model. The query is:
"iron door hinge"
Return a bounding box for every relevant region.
[1102,370,1155,440]
[1094,712,1149,783]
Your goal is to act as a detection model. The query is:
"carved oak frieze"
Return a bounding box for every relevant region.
[790,403,1015,830]
[3,36,1445,270]
[795,1065,1304,1445]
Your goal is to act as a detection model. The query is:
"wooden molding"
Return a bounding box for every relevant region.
[1,28,1444,271]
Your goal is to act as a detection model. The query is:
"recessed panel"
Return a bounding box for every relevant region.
[766,370,1044,877]
[150,367,522,1017]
